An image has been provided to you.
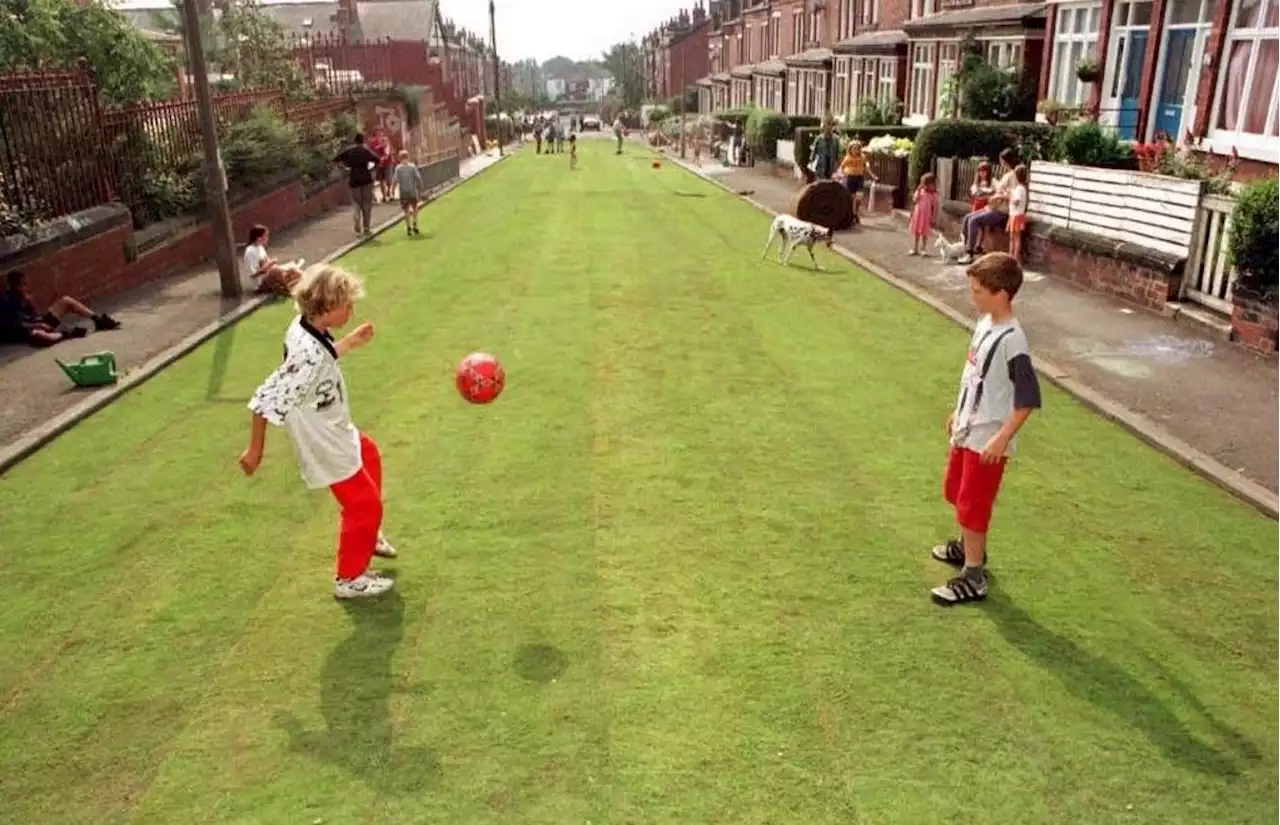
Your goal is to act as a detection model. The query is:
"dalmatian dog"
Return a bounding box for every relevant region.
[761,214,833,270]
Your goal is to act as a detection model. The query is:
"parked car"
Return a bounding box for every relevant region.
[581,115,602,131]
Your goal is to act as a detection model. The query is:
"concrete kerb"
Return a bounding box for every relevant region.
[0,152,511,477]
[659,148,1280,520]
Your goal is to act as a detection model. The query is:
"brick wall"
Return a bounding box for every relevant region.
[937,207,1179,312]
[19,179,351,309]
[1231,291,1279,355]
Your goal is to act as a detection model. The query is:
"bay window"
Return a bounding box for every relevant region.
[910,42,936,118]
[1209,0,1279,159]
[1048,4,1102,106]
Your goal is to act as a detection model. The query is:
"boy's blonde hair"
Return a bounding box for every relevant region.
[292,265,365,318]
[398,149,409,159]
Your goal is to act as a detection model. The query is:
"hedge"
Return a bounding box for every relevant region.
[906,119,1055,188]
[793,125,920,173]
[1228,177,1279,299]
[746,108,790,161]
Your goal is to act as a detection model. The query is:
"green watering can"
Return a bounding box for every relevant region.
[56,351,119,388]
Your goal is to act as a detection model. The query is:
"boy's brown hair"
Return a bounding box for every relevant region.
[293,265,365,318]
[1014,164,1029,185]
[967,252,1023,299]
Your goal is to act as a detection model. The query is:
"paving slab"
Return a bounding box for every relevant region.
[697,160,1278,495]
[0,152,504,453]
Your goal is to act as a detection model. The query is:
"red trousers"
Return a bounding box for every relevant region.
[943,446,1006,534]
[329,433,383,580]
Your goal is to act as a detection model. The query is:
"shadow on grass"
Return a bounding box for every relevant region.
[985,594,1254,777]
[205,325,237,402]
[276,590,439,793]
[513,643,567,683]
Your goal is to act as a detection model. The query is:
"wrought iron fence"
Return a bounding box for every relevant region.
[0,69,114,228]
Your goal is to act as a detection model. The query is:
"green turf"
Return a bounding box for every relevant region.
[0,140,1275,824]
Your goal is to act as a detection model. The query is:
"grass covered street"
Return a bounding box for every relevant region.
[0,140,1275,824]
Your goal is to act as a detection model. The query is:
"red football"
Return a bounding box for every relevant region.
[455,352,505,404]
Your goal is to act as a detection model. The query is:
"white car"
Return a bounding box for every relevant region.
[581,116,602,131]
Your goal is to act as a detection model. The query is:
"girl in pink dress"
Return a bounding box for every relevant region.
[909,172,939,256]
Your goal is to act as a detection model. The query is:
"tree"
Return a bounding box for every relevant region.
[210,0,306,93]
[0,0,175,103]
[600,41,643,108]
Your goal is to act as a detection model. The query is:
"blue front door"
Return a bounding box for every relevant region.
[1117,31,1149,140]
[1154,29,1197,141]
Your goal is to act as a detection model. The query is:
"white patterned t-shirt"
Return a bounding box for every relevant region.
[248,316,361,488]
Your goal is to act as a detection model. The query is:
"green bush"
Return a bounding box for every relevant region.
[907,119,1055,188]
[1229,177,1279,299]
[794,125,920,172]
[220,105,304,193]
[787,115,823,137]
[745,108,790,161]
[647,106,672,125]
[715,106,756,127]
[852,97,904,126]
[1054,122,1135,168]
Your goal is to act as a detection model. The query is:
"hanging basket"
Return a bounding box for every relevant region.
[1075,59,1101,84]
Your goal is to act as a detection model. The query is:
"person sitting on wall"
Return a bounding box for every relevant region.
[0,270,120,348]
[242,224,302,297]
[958,149,1019,264]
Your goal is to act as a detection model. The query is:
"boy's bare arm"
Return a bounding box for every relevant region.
[239,413,269,475]
[981,407,1034,463]
[335,322,375,356]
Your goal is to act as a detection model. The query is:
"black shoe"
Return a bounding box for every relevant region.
[93,314,121,331]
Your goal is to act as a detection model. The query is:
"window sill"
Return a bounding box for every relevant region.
[1198,133,1279,165]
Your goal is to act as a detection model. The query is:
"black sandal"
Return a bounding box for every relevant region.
[930,538,987,568]
[931,575,988,606]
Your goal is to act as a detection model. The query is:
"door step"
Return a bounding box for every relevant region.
[1164,301,1233,341]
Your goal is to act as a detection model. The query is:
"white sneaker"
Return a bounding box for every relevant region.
[374,534,398,559]
[334,573,394,600]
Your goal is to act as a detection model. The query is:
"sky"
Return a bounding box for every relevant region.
[449,0,692,63]
[111,0,695,64]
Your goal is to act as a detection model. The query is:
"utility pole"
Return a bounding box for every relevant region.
[489,0,503,156]
[679,48,687,159]
[181,0,240,299]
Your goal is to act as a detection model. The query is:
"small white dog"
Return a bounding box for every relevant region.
[934,232,967,264]
[761,214,833,270]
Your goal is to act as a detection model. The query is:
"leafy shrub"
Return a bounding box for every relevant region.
[1229,177,1279,299]
[714,106,756,127]
[907,119,1055,188]
[787,115,823,137]
[795,125,921,172]
[1053,122,1135,168]
[852,97,903,126]
[219,105,304,193]
[953,58,1036,122]
[745,108,790,161]
[647,106,672,125]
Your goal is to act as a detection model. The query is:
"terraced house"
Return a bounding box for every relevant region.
[644,3,712,105]
[665,0,1276,178]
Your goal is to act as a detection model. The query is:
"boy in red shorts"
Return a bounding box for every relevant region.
[931,252,1041,606]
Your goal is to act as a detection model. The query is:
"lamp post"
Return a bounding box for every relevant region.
[181,0,239,298]
[489,0,502,156]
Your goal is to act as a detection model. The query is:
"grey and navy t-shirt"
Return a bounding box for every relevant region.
[951,315,1042,455]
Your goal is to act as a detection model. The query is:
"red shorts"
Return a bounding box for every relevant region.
[943,446,1006,533]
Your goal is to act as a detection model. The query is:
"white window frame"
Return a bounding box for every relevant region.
[834,57,851,120]
[1048,3,1102,107]
[909,42,936,120]
[811,8,825,46]
[771,12,781,57]
[936,40,959,117]
[1145,0,1212,142]
[792,9,804,53]
[878,57,897,107]
[911,0,936,19]
[840,0,856,40]
[985,39,1024,69]
[787,71,799,114]
[1204,0,1279,161]
[860,0,880,25]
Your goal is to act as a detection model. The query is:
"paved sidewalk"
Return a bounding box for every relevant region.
[695,159,1279,493]
[0,152,505,449]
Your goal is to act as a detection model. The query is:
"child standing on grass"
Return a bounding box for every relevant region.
[1006,164,1029,264]
[908,173,939,256]
[393,150,424,237]
[569,133,578,169]
[238,265,399,601]
[930,252,1041,606]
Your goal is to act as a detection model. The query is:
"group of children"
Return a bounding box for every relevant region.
[908,156,1030,262]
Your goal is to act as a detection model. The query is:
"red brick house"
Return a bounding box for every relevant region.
[1035,0,1278,177]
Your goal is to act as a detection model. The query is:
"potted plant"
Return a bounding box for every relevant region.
[1227,177,1279,352]
[1076,57,1101,84]
[1037,98,1064,126]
